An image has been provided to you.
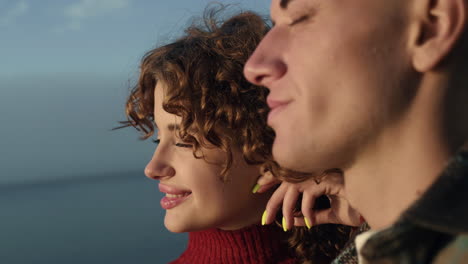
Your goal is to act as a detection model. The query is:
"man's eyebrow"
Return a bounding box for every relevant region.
[280,0,294,9]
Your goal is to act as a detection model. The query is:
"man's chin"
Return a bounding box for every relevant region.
[272,139,305,171]
[272,138,330,174]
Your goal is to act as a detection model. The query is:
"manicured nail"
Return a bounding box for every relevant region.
[261,210,268,225]
[282,217,288,232]
[252,183,261,193]
[304,217,312,230]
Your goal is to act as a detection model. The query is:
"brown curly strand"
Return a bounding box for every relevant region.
[120,5,352,263]
[288,225,353,264]
[287,194,354,263]
[122,7,272,178]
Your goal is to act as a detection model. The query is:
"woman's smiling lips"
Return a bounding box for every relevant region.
[159,183,192,210]
[267,97,291,125]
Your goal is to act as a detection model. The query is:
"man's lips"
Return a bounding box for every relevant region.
[267,97,290,110]
[159,183,192,210]
[267,97,291,125]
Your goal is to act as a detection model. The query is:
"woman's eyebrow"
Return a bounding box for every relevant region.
[167,123,180,131]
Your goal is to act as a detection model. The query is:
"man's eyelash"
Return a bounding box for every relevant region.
[152,139,160,144]
[290,15,309,26]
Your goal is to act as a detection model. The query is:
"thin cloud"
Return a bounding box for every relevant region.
[0,1,29,27]
[60,0,130,31]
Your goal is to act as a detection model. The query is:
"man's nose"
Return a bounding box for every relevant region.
[244,29,287,86]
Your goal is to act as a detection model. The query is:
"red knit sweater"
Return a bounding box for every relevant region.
[169,224,297,264]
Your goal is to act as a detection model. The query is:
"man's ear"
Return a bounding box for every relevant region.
[253,171,281,194]
[411,0,467,71]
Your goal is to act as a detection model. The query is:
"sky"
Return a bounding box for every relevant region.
[0,0,270,185]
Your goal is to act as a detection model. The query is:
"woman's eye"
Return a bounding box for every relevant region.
[152,139,191,148]
[175,143,192,148]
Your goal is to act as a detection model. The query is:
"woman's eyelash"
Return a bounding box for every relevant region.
[175,143,192,148]
[151,139,191,148]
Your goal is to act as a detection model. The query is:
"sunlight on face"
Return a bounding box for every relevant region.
[144,81,269,232]
[245,0,413,173]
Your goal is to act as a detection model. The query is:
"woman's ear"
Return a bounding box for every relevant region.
[252,171,281,194]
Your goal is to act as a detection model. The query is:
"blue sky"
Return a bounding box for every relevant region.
[0,0,270,185]
[0,0,270,75]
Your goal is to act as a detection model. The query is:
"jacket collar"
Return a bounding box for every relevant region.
[359,151,468,261]
[401,151,468,234]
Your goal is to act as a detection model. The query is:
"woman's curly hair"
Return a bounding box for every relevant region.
[124,8,274,178]
[121,6,352,264]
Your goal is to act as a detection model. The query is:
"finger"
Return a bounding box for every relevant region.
[257,171,280,186]
[301,189,321,229]
[256,181,280,194]
[282,186,300,231]
[311,208,339,226]
[264,183,288,225]
[293,216,306,227]
[254,171,281,194]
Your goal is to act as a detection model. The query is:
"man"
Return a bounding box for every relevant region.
[244,0,468,263]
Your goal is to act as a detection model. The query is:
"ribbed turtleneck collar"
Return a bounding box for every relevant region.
[169,224,296,264]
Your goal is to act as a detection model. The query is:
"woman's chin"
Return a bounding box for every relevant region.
[164,216,202,233]
[165,226,187,233]
[164,217,215,233]
[164,221,189,233]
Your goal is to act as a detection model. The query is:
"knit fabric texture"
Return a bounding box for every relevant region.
[169,224,296,264]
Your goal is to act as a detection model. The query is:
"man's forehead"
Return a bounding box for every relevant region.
[271,0,303,18]
[271,0,306,23]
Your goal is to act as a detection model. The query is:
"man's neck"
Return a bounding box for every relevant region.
[346,130,450,230]
[345,74,466,230]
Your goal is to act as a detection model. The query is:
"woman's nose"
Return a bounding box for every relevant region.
[144,157,176,180]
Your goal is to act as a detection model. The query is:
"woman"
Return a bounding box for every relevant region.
[122,8,355,264]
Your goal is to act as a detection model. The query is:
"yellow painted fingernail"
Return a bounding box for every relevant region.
[261,210,268,225]
[252,183,261,193]
[282,217,288,232]
[305,217,312,230]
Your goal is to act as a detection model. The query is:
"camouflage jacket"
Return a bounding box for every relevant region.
[333,151,468,264]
